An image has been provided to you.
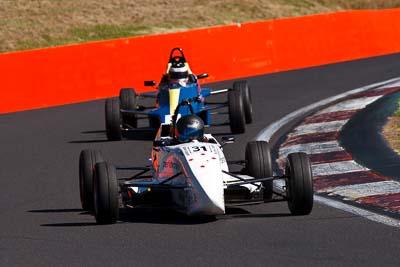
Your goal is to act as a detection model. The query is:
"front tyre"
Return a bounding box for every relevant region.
[79,150,104,211]
[286,152,313,215]
[93,162,119,224]
[228,86,246,134]
[149,116,161,130]
[105,98,122,141]
[233,81,252,124]
[245,141,273,200]
[119,88,137,128]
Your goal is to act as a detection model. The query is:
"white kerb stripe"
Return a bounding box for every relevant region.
[317,96,382,114]
[273,180,400,228]
[326,181,400,200]
[312,160,369,177]
[256,77,400,142]
[377,80,400,89]
[279,141,343,158]
[290,120,348,136]
[315,195,400,228]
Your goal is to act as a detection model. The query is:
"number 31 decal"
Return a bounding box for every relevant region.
[191,146,207,152]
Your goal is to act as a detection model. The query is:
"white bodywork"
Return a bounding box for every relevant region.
[158,141,227,215]
[130,135,256,216]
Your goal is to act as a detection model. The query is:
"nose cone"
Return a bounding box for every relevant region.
[180,143,226,216]
[187,189,225,216]
[186,162,225,216]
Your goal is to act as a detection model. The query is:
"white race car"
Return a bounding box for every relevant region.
[79,100,313,224]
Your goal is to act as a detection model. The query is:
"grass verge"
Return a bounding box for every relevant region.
[1,0,400,53]
[382,99,400,154]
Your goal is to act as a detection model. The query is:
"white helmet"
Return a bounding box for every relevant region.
[169,62,189,87]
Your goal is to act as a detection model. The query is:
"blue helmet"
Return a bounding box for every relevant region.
[175,115,204,143]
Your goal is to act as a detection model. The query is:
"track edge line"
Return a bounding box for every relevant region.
[259,77,400,228]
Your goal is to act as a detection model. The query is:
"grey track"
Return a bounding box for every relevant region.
[1,53,400,267]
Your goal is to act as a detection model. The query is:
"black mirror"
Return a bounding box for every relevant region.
[197,73,208,79]
[144,80,156,86]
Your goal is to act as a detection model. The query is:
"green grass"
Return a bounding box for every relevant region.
[315,0,400,9]
[70,24,151,41]
[277,0,317,8]
[394,100,400,117]
[15,24,153,51]
[2,0,400,53]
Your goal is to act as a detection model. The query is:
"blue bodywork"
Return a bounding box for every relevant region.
[148,83,212,125]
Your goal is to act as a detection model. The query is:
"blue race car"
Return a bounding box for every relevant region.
[105,47,253,141]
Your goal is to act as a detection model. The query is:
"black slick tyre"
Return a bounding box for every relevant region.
[119,88,137,128]
[233,81,252,124]
[149,116,161,130]
[285,152,313,215]
[93,162,119,224]
[228,86,245,134]
[105,98,122,141]
[79,150,104,211]
[245,141,273,200]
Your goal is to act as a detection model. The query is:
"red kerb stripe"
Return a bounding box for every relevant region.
[281,132,339,147]
[303,110,359,124]
[347,86,400,99]
[356,193,400,213]
[310,150,352,164]
[314,170,390,192]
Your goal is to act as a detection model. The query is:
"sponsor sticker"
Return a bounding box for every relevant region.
[189,145,209,153]
[182,147,191,156]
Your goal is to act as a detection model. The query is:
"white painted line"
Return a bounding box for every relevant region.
[312,160,369,177]
[316,96,382,114]
[314,195,400,228]
[257,77,400,228]
[274,180,400,228]
[325,181,400,200]
[279,141,343,158]
[255,77,400,142]
[290,120,348,136]
[377,79,400,89]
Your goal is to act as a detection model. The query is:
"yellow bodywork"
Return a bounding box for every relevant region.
[169,89,180,115]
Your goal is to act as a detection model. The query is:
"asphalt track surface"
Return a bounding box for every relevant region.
[2,53,400,266]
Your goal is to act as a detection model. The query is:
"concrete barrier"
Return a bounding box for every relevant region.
[1,9,400,113]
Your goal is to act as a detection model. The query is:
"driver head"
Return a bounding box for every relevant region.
[169,62,189,87]
[175,115,204,143]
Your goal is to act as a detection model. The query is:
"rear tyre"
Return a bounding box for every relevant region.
[286,152,313,215]
[233,81,252,124]
[79,150,104,211]
[228,86,245,134]
[105,98,122,141]
[93,162,119,224]
[245,141,273,200]
[149,116,161,130]
[119,88,137,128]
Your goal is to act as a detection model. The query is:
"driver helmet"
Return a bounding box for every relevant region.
[169,62,189,87]
[175,115,204,143]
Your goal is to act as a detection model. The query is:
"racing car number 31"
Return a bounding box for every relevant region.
[190,146,208,153]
